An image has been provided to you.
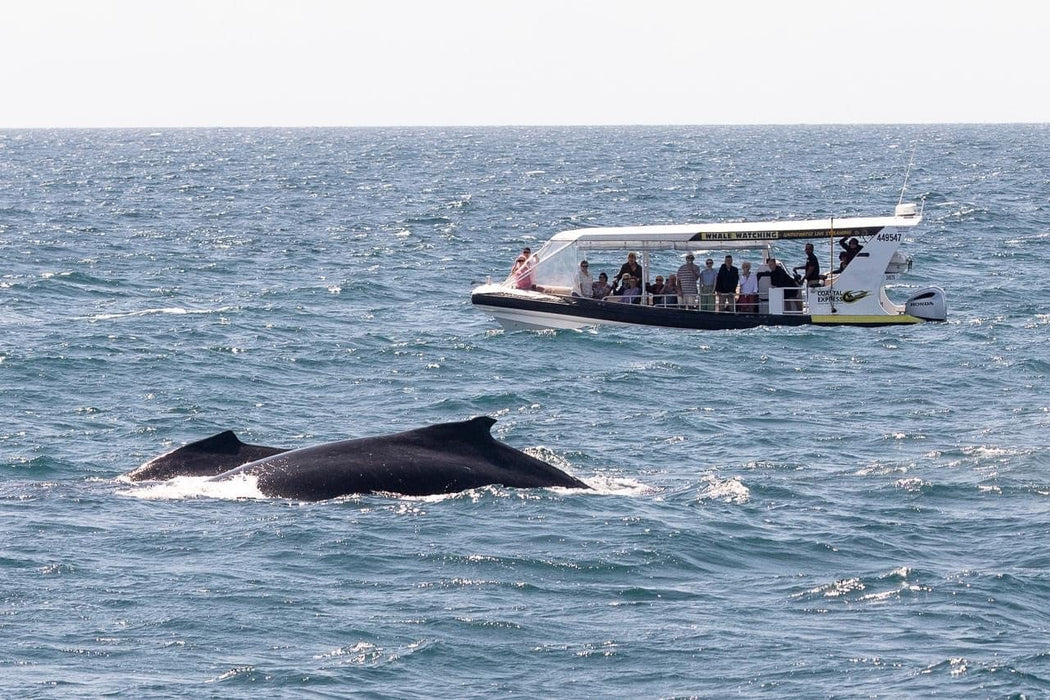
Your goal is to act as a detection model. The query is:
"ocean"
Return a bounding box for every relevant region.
[1,125,1048,697]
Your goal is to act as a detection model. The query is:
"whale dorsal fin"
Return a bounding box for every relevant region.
[464,416,497,434]
[187,430,246,455]
[410,416,498,443]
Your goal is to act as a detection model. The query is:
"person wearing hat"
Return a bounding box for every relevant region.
[676,254,700,308]
[698,257,718,311]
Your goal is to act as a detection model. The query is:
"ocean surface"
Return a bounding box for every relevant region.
[1,125,1049,697]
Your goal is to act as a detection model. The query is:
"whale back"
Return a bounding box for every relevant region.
[224,417,589,499]
[127,431,288,481]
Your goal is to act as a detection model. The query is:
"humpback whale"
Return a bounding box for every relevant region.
[127,431,288,481]
[130,417,589,499]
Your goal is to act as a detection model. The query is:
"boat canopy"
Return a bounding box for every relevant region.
[550,213,920,250]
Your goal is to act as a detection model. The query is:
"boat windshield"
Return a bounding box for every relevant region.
[505,239,578,289]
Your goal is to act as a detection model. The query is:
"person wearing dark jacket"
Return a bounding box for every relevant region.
[839,236,863,267]
[613,252,643,289]
[715,255,740,313]
[757,258,801,312]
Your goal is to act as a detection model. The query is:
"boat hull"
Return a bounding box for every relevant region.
[472,291,925,331]
[472,291,810,331]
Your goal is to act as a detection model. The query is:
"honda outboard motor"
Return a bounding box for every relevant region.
[905,286,948,321]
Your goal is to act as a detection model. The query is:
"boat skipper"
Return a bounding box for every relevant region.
[793,243,821,287]
[758,258,802,312]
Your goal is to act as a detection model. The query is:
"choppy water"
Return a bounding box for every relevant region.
[1,125,1049,696]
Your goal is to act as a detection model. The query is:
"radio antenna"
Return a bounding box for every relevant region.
[898,143,917,206]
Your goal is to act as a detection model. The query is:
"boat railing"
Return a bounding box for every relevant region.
[594,288,808,316]
[765,287,806,315]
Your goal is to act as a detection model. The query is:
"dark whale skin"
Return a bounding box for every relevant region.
[127,431,287,481]
[215,417,589,500]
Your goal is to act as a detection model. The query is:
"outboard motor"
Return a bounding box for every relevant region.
[905,286,948,321]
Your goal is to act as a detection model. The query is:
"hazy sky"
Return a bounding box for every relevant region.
[2,0,1047,128]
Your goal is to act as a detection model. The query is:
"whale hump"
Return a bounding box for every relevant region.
[126,431,287,482]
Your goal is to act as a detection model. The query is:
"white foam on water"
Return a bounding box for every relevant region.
[117,474,266,501]
[697,473,750,504]
[581,473,652,496]
[84,306,236,321]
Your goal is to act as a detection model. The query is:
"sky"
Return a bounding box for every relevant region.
[2,0,1047,128]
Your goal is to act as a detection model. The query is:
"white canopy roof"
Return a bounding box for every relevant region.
[550,213,921,252]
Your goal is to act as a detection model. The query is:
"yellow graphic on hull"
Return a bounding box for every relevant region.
[840,290,870,303]
[814,288,871,305]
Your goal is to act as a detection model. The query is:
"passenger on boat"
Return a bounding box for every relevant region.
[698,259,717,311]
[572,260,593,298]
[676,255,700,308]
[509,246,530,267]
[616,276,642,303]
[757,257,801,312]
[592,272,612,300]
[509,247,531,272]
[646,275,666,304]
[829,251,849,276]
[613,253,643,289]
[839,236,863,267]
[715,255,740,313]
[663,274,678,306]
[737,261,759,313]
[793,243,822,287]
[510,254,533,290]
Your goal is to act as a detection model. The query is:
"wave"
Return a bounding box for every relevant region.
[791,566,931,606]
[82,306,237,321]
[697,472,751,504]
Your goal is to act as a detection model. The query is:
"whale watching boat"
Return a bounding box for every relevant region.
[471,202,947,331]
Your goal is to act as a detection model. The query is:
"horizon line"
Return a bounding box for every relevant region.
[2,121,1049,131]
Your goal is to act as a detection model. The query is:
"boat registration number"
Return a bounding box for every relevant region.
[876,232,902,242]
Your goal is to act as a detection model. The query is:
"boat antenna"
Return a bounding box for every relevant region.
[828,217,836,314]
[897,143,917,206]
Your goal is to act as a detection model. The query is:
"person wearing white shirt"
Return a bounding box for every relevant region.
[573,260,594,297]
[737,261,759,313]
